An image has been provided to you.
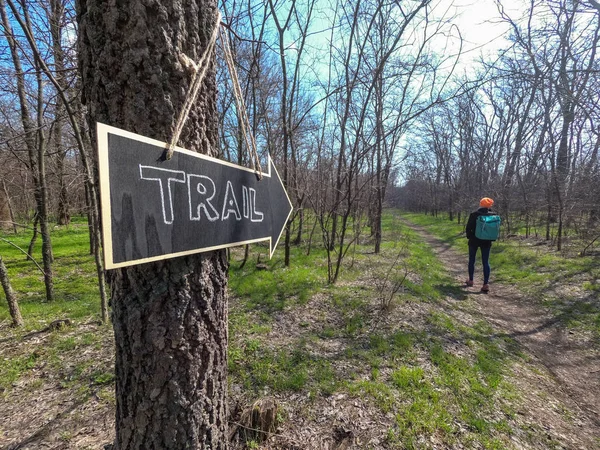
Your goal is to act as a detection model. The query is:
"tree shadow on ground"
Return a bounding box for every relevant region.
[544,291,600,342]
[5,400,83,450]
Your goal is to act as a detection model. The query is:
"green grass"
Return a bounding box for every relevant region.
[380,317,513,448]
[228,338,338,396]
[0,221,112,404]
[0,351,40,391]
[392,225,467,302]
[0,222,101,326]
[391,366,424,389]
[228,245,326,312]
[0,323,113,403]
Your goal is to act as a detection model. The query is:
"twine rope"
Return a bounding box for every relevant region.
[219,27,263,179]
[166,10,222,160]
[167,11,264,181]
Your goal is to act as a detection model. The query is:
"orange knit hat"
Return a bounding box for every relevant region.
[480,197,494,208]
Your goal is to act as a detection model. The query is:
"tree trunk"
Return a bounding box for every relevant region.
[240,244,249,269]
[84,181,95,255]
[34,55,55,300]
[50,0,70,227]
[0,254,24,327]
[268,0,292,267]
[373,68,383,255]
[27,213,39,262]
[293,206,303,245]
[77,1,228,448]
[1,0,41,255]
[306,213,318,256]
[109,254,228,449]
[546,184,553,241]
[56,151,71,226]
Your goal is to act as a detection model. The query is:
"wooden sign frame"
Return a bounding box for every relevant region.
[97,123,293,269]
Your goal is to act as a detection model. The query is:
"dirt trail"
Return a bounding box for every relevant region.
[405,220,600,448]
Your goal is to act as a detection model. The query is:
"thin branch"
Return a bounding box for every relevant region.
[0,237,45,274]
[220,20,266,45]
[0,221,33,231]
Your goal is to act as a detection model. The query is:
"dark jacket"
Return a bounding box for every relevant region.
[466,207,494,248]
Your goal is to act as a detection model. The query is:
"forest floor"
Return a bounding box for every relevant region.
[398,220,600,449]
[225,218,600,449]
[1,214,599,449]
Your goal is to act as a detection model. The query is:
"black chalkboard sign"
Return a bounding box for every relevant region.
[97,123,293,269]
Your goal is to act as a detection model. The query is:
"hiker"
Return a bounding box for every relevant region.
[465,197,501,293]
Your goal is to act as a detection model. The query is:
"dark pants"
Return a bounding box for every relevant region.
[468,243,491,284]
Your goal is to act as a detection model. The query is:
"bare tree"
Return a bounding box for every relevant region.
[48,0,72,226]
[4,0,109,319]
[267,0,318,266]
[499,0,600,249]
[1,0,54,301]
[316,0,461,280]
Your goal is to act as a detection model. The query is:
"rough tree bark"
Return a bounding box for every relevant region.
[77,0,228,448]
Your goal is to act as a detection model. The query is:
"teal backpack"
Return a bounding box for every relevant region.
[475,214,501,241]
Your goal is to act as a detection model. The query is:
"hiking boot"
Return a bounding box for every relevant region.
[481,284,489,293]
[465,279,474,287]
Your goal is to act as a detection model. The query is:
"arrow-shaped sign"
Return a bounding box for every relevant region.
[97,123,293,269]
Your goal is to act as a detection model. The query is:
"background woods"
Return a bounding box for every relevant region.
[1,0,599,281]
[397,0,600,252]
